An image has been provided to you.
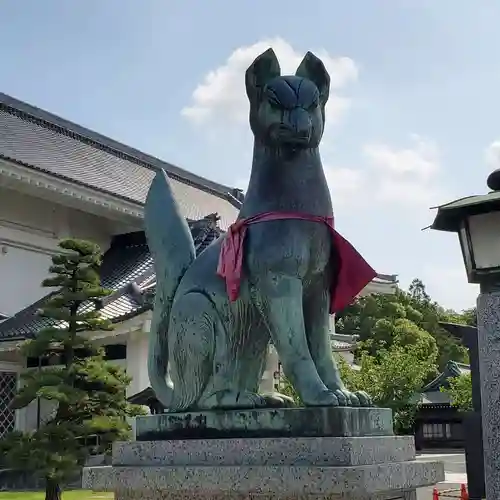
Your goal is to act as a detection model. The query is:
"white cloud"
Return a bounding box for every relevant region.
[181,37,358,127]
[323,165,364,205]
[485,139,500,169]
[363,134,439,181]
[362,135,446,206]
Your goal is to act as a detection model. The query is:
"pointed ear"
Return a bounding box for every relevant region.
[245,48,281,101]
[296,51,330,104]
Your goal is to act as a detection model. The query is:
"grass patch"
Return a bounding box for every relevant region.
[0,492,112,500]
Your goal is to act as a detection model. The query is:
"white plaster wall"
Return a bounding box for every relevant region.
[0,246,52,316]
[330,315,336,334]
[338,350,355,365]
[260,345,279,393]
[21,396,58,432]
[126,333,149,397]
[0,187,123,316]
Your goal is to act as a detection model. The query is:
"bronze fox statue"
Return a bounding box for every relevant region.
[144,48,374,411]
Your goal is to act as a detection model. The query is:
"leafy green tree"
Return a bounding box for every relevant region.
[441,373,473,412]
[336,278,469,369]
[0,239,144,500]
[356,340,436,433]
[347,335,436,434]
[405,279,470,367]
[452,307,477,327]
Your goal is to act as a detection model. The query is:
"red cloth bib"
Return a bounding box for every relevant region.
[216,212,377,314]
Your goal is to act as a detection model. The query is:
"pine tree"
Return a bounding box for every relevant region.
[0,239,144,500]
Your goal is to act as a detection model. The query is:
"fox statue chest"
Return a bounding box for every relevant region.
[243,217,333,281]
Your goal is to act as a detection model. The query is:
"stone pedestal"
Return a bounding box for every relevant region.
[477,289,500,500]
[83,407,444,499]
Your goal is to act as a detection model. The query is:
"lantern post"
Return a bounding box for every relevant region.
[431,168,500,500]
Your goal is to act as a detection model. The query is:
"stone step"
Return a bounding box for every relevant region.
[134,407,394,441]
[113,435,415,467]
[83,460,444,498]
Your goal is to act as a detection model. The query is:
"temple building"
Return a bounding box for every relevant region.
[413,361,470,450]
[0,92,398,433]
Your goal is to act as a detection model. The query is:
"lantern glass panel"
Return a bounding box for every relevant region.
[468,212,500,270]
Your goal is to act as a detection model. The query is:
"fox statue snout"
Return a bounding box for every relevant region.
[269,107,312,147]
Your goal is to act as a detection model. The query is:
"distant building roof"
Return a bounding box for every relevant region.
[414,360,471,407]
[421,361,470,393]
[418,391,452,406]
[0,93,241,228]
[331,341,355,351]
[330,333,359,352]
[361,273,399,296]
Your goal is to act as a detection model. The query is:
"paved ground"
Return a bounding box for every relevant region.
[416,451,467,499]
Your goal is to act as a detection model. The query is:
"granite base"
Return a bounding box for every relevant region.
[113,493,417,500]
[86,460,437,499]
[83,409,443,499]
[84,438,442,498]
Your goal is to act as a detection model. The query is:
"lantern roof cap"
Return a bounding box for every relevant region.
[431,169,500,232]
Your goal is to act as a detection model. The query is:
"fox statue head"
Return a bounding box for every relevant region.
[245,48,330,152]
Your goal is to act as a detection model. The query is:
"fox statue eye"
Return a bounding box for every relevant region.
[307,91,320,111]
[268,98,281,110]
[308,100,319,112]
[266,89,281,109]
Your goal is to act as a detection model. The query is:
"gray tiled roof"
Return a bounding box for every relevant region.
[421,360,470,394]
[371,274,398,285]
[0,217,222,341]
[410,360,471,407]
[331,340,355,351]
[0,93,241,229]
[418,390,452,406]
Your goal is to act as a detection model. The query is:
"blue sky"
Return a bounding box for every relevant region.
[2,0,499,311]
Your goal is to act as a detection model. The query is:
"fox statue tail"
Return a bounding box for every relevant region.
[144,170,196,410]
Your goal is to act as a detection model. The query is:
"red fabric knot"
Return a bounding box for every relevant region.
[216,211,376,314]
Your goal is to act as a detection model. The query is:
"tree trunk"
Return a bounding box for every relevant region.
[45,478,62,500]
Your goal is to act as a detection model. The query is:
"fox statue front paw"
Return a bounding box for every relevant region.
[330,388,373,407]
[261,392,297,408]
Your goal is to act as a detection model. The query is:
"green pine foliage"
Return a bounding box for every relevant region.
[0,239,144,500]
